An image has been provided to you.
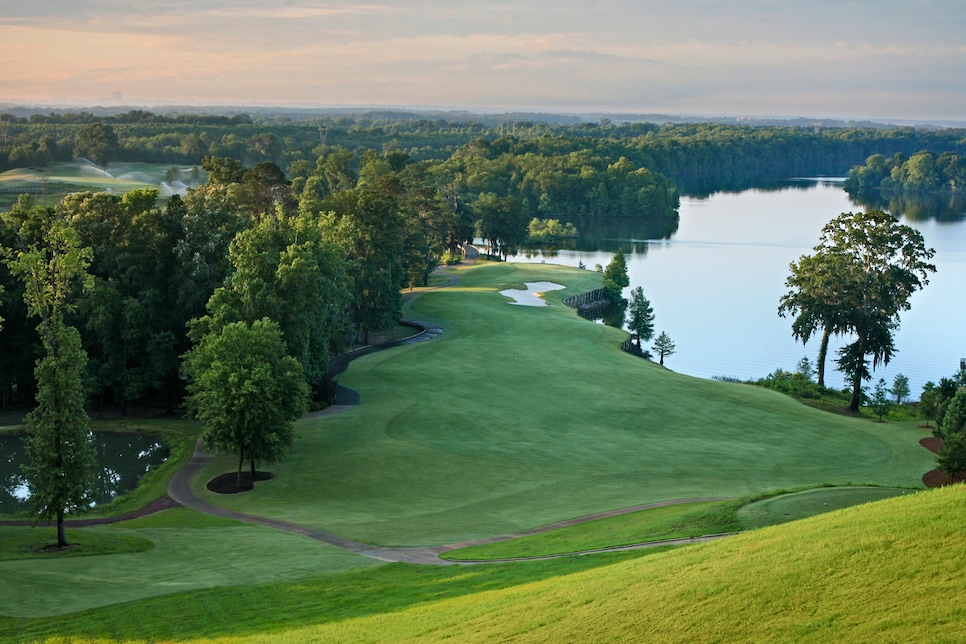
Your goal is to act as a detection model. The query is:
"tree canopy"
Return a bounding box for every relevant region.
[182,318,309,486]
[780,210,935,411]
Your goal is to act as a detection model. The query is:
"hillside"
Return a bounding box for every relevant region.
[209,485,966,642]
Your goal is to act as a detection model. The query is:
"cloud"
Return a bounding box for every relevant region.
[1,0,964,119]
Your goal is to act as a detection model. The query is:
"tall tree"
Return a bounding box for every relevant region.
[891,373,911,405]
[5,215,96,547]
[652,331,676,366]
[778,250,853,387]
[602,249,630,305]
[781,210,935,411]
[74,123,118,168]
[474,192,528,260]
[182,319,309,487]
[626,286,655,350]
[823,211,935,411]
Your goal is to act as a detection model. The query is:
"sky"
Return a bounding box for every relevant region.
[2,0,965,121]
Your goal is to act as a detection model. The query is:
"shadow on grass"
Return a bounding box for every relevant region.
[4,550,662,642]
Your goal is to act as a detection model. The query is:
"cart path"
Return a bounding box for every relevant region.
[167,440,732,565]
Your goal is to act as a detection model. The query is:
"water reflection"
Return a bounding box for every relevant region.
[847,188,966,223]
[0,432,169,515]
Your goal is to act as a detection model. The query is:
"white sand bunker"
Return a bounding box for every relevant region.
[499,281,565,306]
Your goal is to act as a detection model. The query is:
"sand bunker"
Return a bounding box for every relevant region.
[499,281,565,306]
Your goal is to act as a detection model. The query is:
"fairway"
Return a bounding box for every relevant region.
[193,262,933,546]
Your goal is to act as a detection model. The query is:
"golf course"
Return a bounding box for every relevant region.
[0,259,947,642]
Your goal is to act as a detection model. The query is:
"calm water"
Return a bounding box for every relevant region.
[0,432,169,515]
[510,180,966,398]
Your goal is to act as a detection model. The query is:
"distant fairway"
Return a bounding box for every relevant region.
[193,261,933,547]
[0,160,199,204]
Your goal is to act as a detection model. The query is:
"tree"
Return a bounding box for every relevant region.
[919,381,939,428]
[74,123,118,168]
[936,432,966,485]
[474,192,528,260]
[870,378,893,422]
[783,210,935,412]
[779,250,854,387]
[182,319,309,487]
[652,331,676,366]
[626,286,655,350]
[5,216,96,547]
[939,391,966,440]
[890,373,911,405]
[602,249,630,304]
[795,356,815,383]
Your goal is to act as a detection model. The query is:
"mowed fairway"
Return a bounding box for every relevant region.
[193,261,933,546]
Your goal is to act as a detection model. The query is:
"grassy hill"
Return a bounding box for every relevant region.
[4,486,963,642]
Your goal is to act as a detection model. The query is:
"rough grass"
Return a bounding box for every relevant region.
[192,261,934,546]
[6,487,965,642]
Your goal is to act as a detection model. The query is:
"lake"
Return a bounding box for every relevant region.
[509,180,966,399]
[0,432,169,515]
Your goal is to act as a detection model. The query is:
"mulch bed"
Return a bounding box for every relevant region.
[919,436,966,488]
[206,471,274,494]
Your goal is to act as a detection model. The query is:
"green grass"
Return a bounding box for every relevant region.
[737,485,918,529]
[442,501,725,560]
[0,511,378,618]
[0,526,154,562]
[442,486,918,560]
[191,261,933,547]
[5,486,965,642]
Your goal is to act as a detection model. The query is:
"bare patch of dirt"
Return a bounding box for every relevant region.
[920,437,965,488]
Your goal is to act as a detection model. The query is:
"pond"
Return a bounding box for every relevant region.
[0,432,170,515]
[509,179,966,398]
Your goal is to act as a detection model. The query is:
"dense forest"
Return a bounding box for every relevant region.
[3,109,966,415]
[3,110,965,193]
[845,150,966,192]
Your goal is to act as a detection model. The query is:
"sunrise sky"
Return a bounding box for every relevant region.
[2,0,964,121]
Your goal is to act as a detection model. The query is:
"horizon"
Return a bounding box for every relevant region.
[2,1,964,123]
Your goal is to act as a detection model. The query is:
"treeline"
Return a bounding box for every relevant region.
[0,152,472,413]
[3,110,966,193]
[845,151,966,193]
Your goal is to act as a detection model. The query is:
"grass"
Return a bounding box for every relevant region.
[0,509,379,618]
[442,486,917,560]
[441,500,725,560]
[0,526,154,562]
[190,261,934,547]
[5,486,965,642]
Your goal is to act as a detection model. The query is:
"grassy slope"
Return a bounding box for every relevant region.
[193,262,933,546]
[216,486,966,643]
[7,486,964,642]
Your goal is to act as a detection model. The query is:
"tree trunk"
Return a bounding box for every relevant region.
[237,451,244,487]
[817,326,830,387]
[57,508,67,547]
[251,457,256,479]
[849,375,862,412]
